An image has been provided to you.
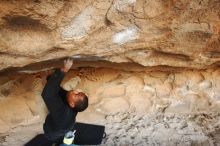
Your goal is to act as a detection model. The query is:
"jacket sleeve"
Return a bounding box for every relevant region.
[41,69,66,115]
[58,87,68,100]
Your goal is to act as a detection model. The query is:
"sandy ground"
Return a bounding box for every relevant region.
[1,112,220,146]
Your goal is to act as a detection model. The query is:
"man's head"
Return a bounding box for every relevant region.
[66,90,88,112]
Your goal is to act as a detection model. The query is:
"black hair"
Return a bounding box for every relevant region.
[74,95,88,112]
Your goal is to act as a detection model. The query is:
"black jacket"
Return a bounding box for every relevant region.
[41,69,77,141]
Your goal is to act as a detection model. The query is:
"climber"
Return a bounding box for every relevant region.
[25,58,88,146]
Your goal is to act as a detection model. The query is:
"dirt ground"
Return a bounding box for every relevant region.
[1,112,220,146]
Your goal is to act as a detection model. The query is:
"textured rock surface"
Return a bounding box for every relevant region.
[0,0,220,70]
[0,67,220,133]
[1,113,220,146]
[101,113,220,146]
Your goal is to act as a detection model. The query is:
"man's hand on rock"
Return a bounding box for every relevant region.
[61,58,73,73]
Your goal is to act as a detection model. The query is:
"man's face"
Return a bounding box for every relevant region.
[67,90,85,108]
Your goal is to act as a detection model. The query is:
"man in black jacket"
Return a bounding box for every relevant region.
[25,58,88,146]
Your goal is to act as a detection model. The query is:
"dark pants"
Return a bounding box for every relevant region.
[24,134,62,146]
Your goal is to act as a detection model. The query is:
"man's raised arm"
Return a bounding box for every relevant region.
[41,58,73,114]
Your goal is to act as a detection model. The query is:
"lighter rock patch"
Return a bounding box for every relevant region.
[113,26,139,45]
[62,6,94,40]
[114,0,136,11]
[18,67,54,73]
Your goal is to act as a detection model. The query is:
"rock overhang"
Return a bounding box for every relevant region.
[0,0,219,71]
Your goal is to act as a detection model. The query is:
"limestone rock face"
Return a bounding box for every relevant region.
[0,0,220,70]
[1,68,220,133]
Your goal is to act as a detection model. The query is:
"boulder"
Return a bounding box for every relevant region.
[97,97,130,114]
